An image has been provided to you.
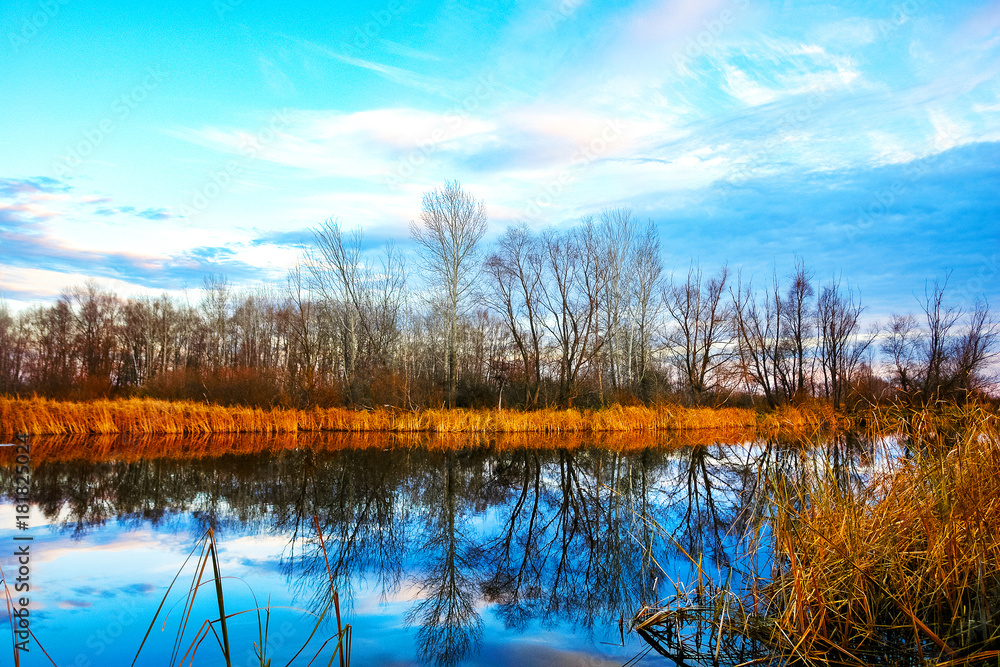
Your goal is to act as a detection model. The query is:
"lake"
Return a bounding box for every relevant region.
[0,431,876,666]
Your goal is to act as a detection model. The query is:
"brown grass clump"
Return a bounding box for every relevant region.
[633,403,1000,665]
[759,400,847,438]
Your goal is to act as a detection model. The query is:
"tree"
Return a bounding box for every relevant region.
[201,274,232,373]
[629,221,664,396]
[0,301,28,394]
[730,272,783,407]
[731,261,815,406]
[782,260,814,397]
[482,224,545,407]
[883,280,998,403]
[663,264,731,403]
[309,219,365,401]
[70,279,119,394]
[309,219,408,405]
[816,280,873,409]
[594,208,635,397]
[410,181,488,407]
[538,227,602,406]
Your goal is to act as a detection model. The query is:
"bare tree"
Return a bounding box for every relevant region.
[538,227,601,406]
[629,221,664,396]
[594,208,635,397]
[816,280,873,409]
[482,224,545,407]
[70,279,120,392]
[309,218,365,401]
[201,274,232,373]
[310,219,408,405]
[782,259,814,398]
[731,261,815,406]
[951,299,998,396]
[0,301,28,393]
[284,263,319,405]
[883,313,920,395]
[730,272,783,407]
[663,264,731,403]
[883,280,998,403]
[410,181,488,407]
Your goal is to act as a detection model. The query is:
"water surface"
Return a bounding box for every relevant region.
[0,431,876,666]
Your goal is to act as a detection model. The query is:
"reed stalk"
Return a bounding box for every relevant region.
[632,402,1000,666]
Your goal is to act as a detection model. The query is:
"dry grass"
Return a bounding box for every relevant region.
[633,402,1000,666]
[0,427,763,465]
[0,396,807,439]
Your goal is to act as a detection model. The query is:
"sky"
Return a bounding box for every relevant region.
[1,0,998,317]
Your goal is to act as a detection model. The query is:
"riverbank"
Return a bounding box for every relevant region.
[0,396,849,438]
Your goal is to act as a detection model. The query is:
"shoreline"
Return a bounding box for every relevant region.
[0,396,848,437]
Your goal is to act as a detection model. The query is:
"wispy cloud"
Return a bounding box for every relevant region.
[285,35,454,97]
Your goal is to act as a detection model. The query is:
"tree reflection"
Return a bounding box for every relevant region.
[660,444,741,570]
[279,448,407,613]
[4,432,810,665]
[479,449,544,630]
[407,450,482,667]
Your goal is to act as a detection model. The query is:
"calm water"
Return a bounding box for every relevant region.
[0,432,876,666]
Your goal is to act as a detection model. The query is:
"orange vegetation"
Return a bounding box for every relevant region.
[0,427,761,465]
[0,395,850,439]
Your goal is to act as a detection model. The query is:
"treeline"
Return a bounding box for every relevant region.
[0,182,995,410]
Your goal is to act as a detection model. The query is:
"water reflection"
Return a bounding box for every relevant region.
[0,431,883,666]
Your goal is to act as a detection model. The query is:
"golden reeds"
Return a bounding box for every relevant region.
[0,396,810,438]
[0,427,761,465]
[633,402,1000,665]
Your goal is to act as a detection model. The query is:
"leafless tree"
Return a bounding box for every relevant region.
[883,313,920,395]
[731,261,815,406]
[482,224,545,407]
[883,279,998,402]
[730,272,783,407]
[663,264,731,403]
[310,218,408,405]
[0,301,28,393]
[201,274,232,372]
[410,181,488,407]
[538,227,601,406]
[782,260,815,397]
[594,208,635,397]
[816,280,873,408]
[309,218,365,401]
[70,279,120,392]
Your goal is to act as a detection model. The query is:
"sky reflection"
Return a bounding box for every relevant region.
[0,433,878,665]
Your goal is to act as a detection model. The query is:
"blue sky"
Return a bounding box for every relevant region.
[1,0,998,315]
